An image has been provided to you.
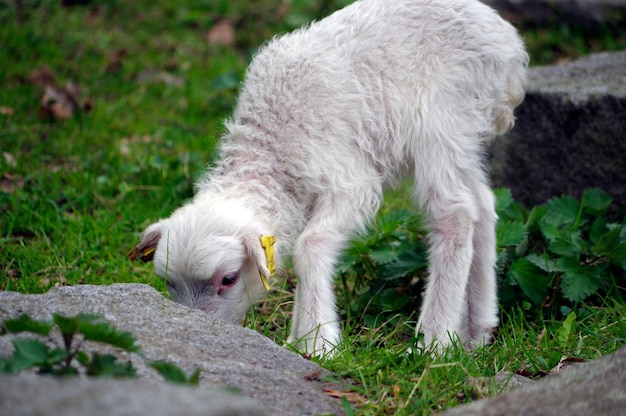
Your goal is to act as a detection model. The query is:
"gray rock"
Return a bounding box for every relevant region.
[0,284,344,416]
[483,0,626,25]
[0,374,263,416]
[467,371,536,394]
[489,50,626,209]
[439,345,626,416]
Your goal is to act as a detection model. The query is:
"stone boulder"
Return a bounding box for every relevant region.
[489,50,626,209]
[439,345,626,416]
[0,284,344,416]
[0,374,263,416]
[483,0,625,25]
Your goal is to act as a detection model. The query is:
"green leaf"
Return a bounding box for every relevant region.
[0,358,11,373]
[608,243,626,268]
[74,312,103,324]
[539,196,579,241]
[557,256,604,302]
[525,205,546,232]
[187,367,201,385]
[150,360,186,383]
[555,311,577,347]
[150,360,199,384]
[592,226,621,256]
[544,196,580,222]
[526,253,559,273]
[581,188,612,215]
[370,246,399,265]
[210,70,240,92]
[537,214,561,242]
[373,288,410,311]
[149,155,165,169]
[76,351,90,366]
[507,258,550,304]
[494,188,514,214]
[514,234,530,257]
[50,365,79,376]
[5,339,50,373]
[494,188,526,222]
[3,314,54,336]
[85,353,136,378]
[46,348,70,366]
[496,221,527,247]
[53,314,83,337]
[79,322,141,353]
[53,313,101,350]
[548,229,586,257]
[377,209,415,233]
[337,252,360,273]
[589,217,609,243]
[383,249,426,279]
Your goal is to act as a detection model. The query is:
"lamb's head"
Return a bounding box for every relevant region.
[129,198,272,324]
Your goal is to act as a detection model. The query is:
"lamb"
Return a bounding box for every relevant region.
[129,0,528,356]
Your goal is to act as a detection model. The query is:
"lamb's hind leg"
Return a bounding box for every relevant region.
[413,150,480,351]
[464,177,499,349]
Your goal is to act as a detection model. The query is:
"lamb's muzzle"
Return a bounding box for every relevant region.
[130,0,528,357]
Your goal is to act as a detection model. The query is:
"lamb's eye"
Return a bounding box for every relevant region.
[221,272,239,286]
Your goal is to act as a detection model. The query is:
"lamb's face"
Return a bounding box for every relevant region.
[131,202,268,324]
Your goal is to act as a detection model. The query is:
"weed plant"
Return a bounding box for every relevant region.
[0,312,200,383]
[1,1,625,414]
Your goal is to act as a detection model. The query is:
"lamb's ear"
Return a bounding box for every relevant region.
[243,233,276,291]
[128,222,162,263]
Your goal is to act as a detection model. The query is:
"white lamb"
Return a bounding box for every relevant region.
[130,0,528,356]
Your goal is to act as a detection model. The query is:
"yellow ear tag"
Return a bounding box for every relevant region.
[259,235,276,291]
[128,246,156,263]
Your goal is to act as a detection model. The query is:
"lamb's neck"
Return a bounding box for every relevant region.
[198,149,307,250]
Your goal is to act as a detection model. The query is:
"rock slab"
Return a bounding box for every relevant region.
[0,374,263,416]
[489,50,626,209]
[439,345,626,416]
[483,0,626,25]
[0,284,344,416]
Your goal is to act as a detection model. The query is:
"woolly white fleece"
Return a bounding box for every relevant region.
[132,0,528,356]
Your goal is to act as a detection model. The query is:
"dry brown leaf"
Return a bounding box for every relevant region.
[3,152,17,167]
[207,19,235,46]
[551,356,585,374]
[0,269,20,290]
[119,135,154,158]
[0,106,15,116]
[392,383,403,405]
[105,49,128,73]
[83,98,94,113]
[1,173,24,193]
[137,69,185,86]
[119,138,132,158]
[303,371,321,381]
[554,56,574,66]
[40,83,80,120]
[323,389,368,405]
[29,66,56,87]
[36,266,70,288]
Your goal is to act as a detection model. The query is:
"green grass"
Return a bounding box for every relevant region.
[1,1,625,415]
[248,292,625,414]
[247,289,625,414]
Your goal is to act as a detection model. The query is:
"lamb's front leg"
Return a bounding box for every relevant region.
[288,196,371,357]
